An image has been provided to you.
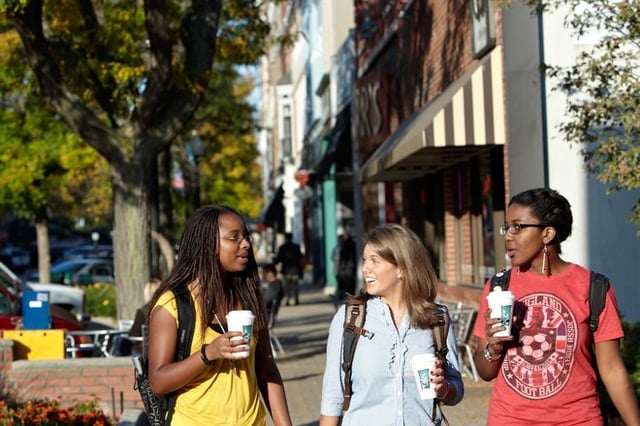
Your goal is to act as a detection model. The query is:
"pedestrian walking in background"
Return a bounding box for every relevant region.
[128,277,162,356]
[473,188,640,425]
[336,232,356,301]
[261,263,284,317]
[320,223,463,425]
[147,205,292,425]
[331,234,344,283]
[331,234,345,308]
[274,232,303,306]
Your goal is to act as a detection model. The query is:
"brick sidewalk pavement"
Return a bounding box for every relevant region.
[269,283,492,426]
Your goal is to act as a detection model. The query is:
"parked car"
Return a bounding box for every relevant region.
[0,246,31,271]
[62,244,113,260]
[0,260,86,330]
[27,258,114,285]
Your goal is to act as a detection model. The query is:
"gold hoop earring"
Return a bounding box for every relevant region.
[541,244,549,276]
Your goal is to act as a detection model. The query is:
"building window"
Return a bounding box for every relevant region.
[282,105,292,159]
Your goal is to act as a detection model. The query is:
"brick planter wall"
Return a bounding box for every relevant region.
[0,338,144,420]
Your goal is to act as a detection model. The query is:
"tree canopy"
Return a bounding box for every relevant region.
[547,1,640,229]
[196,67,262,217]
[498,0,640,229]
[0,0,279,318]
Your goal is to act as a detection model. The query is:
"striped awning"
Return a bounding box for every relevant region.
[358,46,505,182]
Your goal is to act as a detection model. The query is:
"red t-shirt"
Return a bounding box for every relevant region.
[473,264,624,425]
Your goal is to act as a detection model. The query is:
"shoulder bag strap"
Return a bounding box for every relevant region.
[589,271,609,332]
[341,298,373,411]
[164,288,196,425]
[431,304,450,426]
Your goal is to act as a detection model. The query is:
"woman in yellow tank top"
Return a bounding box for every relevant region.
[148,205,292,425]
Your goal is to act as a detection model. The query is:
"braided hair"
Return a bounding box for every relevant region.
[150,205,266,338]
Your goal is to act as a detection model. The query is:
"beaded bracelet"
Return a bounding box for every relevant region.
[200,345,215,365]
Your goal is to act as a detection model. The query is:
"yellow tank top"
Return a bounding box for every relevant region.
[156,291,266,426]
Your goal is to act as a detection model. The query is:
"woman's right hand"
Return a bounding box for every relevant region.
[204,331,247,360]
[483,308,513,356]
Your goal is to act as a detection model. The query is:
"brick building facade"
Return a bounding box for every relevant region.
[354,0,507,305]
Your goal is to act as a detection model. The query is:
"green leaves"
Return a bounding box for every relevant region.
[540,1,640,229]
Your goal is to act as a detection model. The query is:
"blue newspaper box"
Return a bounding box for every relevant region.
[21,290,51,329]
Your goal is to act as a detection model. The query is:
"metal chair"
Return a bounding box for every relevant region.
[450,307,479,382]
[118,319,135,332]
[267,297,285,358]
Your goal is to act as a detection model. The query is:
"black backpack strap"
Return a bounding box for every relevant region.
[341,298,373,411]
[431,304,450,426]
[432,304,450,361]
[490,269,511,291]
[164,288,196,424]
[589,272,609,332]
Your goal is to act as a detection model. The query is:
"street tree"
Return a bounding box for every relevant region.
[0,0,275,318]
[168,66,262,232]
[0,29,111,282]
[498,0,640,230]
[196,67,262,217]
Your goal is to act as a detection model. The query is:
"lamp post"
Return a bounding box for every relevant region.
[188,130,204,209]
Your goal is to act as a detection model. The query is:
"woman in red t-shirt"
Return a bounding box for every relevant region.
[473,188,639,425]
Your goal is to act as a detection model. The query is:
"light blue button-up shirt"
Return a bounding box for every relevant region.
[320,298,463,425]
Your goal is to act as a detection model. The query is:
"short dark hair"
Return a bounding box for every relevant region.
[509,188,573,245]
[262,263,277,275]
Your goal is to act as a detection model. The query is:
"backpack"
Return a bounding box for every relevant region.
[489,269,610,331]
[341,298,451,424]
[133,289,196,426]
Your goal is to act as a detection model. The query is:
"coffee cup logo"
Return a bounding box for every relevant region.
[418,368,431,390]
[242,324,252,340]
[501,305,512,327]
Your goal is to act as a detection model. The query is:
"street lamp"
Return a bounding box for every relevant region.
[91,231,100,247]
[188,130,204,208]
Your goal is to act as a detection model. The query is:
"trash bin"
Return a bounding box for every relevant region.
[22,290,51,330]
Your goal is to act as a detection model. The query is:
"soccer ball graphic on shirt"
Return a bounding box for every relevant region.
[504,295,576,399]
[520,332,553,361]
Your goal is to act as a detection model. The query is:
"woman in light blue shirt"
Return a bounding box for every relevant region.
[320,224,463,426]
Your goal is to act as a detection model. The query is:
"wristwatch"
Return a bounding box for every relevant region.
[483,344,503,362]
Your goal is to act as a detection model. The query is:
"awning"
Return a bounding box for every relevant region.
[359,46,505,182]
[314,108,351,180]
[258,185,285,228]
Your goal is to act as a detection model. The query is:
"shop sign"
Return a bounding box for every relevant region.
[471,0,496,58]
[353,72,391,147]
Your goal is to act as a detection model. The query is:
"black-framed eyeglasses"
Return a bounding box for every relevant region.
[499,223,545,236]
[220,234,252,245]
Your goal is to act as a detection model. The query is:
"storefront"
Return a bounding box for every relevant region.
[353,1,507,305]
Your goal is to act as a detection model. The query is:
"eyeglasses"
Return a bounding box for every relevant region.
[220,234,252,245]
[499,223,545,236]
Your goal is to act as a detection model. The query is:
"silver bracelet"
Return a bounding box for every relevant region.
[483,344,503,362]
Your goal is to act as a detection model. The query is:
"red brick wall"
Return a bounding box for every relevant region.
[0,339,143,420]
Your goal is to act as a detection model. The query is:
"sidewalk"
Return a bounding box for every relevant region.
[269,283,492,426]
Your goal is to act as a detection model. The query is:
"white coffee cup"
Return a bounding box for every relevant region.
[226,310,255,359]
[487,288,515,337]
[411,353,438,400]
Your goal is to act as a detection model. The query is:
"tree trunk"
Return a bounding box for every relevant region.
[158,146,174,237]
[35,219,50,283]
[112,161,150,320]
